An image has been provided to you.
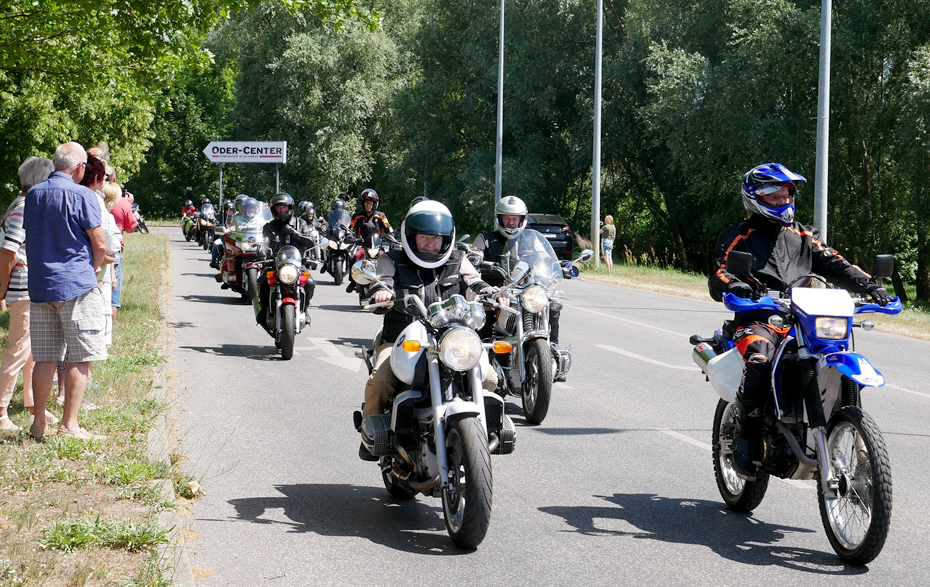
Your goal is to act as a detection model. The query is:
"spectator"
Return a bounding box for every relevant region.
[0,157,55,431]
[108,182,137,326]
[80,156,118,347]
[600,215,616,273]
[88,142,110,163]
[24,141,108,441]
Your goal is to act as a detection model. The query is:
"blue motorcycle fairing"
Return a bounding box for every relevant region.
[822,352,886,387]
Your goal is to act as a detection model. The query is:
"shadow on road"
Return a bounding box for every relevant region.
[179,344,282,361]
[330,336,374,348]
[315,303,364,313]
[179,293,245,305]
[181,272,216,278]
[539,493,867,574]
[226,483,473,555]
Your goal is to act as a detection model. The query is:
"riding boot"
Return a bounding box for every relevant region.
[732,390,764,480]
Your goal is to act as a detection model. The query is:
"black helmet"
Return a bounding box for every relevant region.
[184,199,193,207]
[270,192,295,222]
[201,197,212,206]
[332,199,345,211]
[401,200,455,269]
[360,188,379,210]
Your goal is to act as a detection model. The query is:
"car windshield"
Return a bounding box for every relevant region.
[504,229,562,287]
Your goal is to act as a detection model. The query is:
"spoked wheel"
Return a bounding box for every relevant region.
[442,417,492,549]
[521,339,553,424]
[279,305,296,360]
[382,469,416,500]
[818,406,892,565]
[712,399,769,512]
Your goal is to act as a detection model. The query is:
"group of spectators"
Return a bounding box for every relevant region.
[0,141,137,441]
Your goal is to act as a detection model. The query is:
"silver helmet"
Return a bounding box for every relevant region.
[494,196,528,240]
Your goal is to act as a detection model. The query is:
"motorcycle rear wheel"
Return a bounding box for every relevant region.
[279,305,296,360]
[522,339,553,424]
[184,228,193,242]
[817,406,891,565]
[382,470,416,500]
[712,399,769,512]
[442,417,492,549]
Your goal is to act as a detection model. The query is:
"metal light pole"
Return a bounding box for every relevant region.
[813,0,832,244]
[591,0,603,266]
[495,0,505,205]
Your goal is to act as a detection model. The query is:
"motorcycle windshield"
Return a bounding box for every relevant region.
[328,210,352,232]
[201,204,216,219]
[231,226,264,242]
[505,230,562,287]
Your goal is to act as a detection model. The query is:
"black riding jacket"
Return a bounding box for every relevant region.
[263,217,315,256]
[350,210,392,242]
[709,214,873,308]
[370,249,492,343]
[473,231,510,286]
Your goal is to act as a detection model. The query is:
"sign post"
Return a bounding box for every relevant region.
[202,141,288,207]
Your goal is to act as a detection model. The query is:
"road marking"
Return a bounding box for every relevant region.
[596,344,700,371]
[567,305,688,337]
[885,383,930,399]
[304,337,363,371]
[554,382,574,390]
[657,428,814,491]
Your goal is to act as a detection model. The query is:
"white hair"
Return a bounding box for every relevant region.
[18,156,55,190]
[53,142,86,172]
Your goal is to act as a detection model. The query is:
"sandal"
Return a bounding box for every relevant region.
[0,415,21,431]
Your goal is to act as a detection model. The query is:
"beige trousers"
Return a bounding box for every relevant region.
[0,300,34,409]
[363,342,499,418]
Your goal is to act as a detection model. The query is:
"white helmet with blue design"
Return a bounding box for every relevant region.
[741,163,806,225]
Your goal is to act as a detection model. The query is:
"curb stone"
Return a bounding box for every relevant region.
[146,255,197,587]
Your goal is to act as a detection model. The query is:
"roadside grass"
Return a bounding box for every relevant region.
[0,233,177,586]
[580,260,930,340]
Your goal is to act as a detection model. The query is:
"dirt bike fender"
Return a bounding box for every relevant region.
[822,352,885,387]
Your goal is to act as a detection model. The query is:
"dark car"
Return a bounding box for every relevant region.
[527,213,574,260]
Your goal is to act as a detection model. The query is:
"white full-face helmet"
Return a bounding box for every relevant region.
[401,200,456,269]
[494,196,528,239]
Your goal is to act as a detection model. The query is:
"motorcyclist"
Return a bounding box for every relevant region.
[709,163,890,480]
[221,200,235,227]
[255,193,316,331]
[358,199,507,460]
[181,199,196,218]
[472,195,564,346]
[349,189,393,242]
[296,201,320,234]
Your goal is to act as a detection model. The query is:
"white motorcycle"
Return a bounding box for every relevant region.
[352,261,516,549]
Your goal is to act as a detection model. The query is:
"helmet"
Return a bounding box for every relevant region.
[297,200,310,214]
[184,199,193,207]
[201,197,211,206]
[741,163,806,225]
[401,200,456,269]
[360,188,379,211]
[223,200,235,211]
[493,196,528,239]
[243,197,259,220]
[270,192,295,223]
[332,199,345,211]
[234,194,249,214]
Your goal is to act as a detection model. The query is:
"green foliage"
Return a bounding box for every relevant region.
[40,517,167,552]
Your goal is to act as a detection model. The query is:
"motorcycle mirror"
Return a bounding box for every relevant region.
[726,251,754,277]
[351,260,378,285]
[574,249,594,264]
[454,241,471,251]
[457,234,471,243]
[510,261,529,283]
[872,254,894,280]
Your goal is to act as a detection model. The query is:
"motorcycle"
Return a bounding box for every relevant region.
[198,204,217,251]
[481,230,592,424]
[132,203,149,234]
[182,213,198,242]
[690,251,902,565]
[220,226,267,301]
[323,209,360,286]
[253,244,313,361]
[351,261,515,549]
[350,232,400,301]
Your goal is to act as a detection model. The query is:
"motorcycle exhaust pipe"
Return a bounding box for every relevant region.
[407,475,440,493]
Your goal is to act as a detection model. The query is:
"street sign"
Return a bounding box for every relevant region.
[202,141,287,164]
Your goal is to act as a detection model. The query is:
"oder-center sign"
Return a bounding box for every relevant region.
[202,141,287,164]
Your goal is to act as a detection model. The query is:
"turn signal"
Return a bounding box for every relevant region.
[401,340,421,352]
[493,341,513,354]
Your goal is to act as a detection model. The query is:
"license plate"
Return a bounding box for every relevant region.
[543,233,558,239]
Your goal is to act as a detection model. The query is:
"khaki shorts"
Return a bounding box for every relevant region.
[30,289,109,363]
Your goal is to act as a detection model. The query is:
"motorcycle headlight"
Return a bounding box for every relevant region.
[815,317,849,340]
[278,264,300,285]
[238,241,258,253]
[328,240,338,250]
[522,285,549,314]
[439,327,483,371]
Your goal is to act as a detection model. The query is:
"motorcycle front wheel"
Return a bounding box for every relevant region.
[817,406,892,565]
[712,399,769,512]
[184,227,193,241]
[522,338,553,424]
[245,268,259,303]
[442,417,492,549]
[333,257,344,286]
[279,304,296,360]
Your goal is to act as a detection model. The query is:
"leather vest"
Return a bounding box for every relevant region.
[479,231,509,286]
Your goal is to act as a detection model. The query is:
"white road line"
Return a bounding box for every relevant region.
[885,383,930,399]
[567,305,688,337]
[554,382,575,390]
[657,428,815,491]
[596,344,700,371]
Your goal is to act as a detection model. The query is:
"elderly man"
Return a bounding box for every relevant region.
[24,142,108,441]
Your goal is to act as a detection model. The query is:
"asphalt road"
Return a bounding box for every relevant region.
[160,227,930,586]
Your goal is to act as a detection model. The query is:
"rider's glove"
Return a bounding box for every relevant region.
[726,281,754,299]
[862,283,890,306]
